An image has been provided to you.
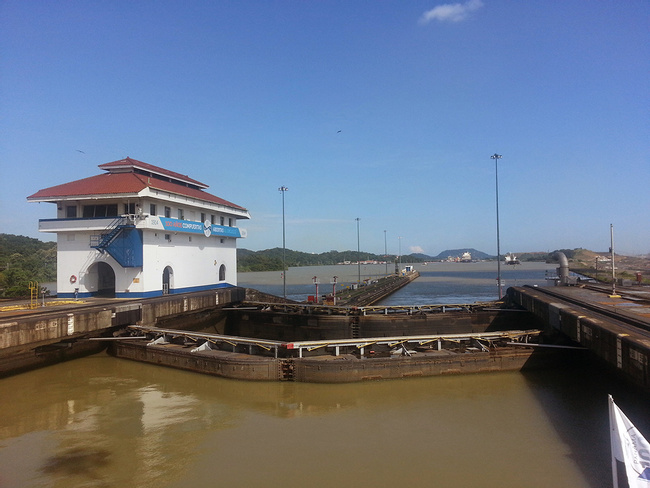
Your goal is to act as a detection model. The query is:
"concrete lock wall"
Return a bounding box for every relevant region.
[0,287,246,377]
[0,310,113,354]
[0,308,116,377]
[508,286,650,391]
[140,287,245,327]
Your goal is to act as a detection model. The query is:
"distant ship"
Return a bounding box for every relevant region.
[460,252,472,263]
[505,253,520,265]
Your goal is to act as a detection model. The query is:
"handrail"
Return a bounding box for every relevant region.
[91,216,133,250]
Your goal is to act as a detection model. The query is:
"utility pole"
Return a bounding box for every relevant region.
[490,153,503,299]
[384,230,388,276]
[610,223,618,297]
[278,186,288,300]
[356,218,361,284]
[398,236,403,274]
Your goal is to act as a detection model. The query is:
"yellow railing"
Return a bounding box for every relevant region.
[29,281,39,309]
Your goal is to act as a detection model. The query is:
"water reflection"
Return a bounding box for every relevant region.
[522,360,650,488]
[41,447,111,478]
[0,354,369,488]
[0,351,627,488]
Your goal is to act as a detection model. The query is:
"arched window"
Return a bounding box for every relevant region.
[219,264,226,281]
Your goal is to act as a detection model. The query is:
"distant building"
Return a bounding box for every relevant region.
[28,157,250,298]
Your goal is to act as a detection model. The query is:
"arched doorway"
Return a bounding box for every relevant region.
[162,266,173,294]
[96,262,116,297]
[219,264,226,281]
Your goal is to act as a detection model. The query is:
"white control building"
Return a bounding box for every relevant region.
[28,158,250,298]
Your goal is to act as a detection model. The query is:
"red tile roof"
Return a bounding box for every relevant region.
[99,157,208,188]
[27,159,247,212]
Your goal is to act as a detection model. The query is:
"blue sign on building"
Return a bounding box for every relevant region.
[159,218,242,238]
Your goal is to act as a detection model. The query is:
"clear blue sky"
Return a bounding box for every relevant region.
[1,1,648,256]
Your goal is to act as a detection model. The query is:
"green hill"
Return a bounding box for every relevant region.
[237,248,424,272]
[0,234,57,298]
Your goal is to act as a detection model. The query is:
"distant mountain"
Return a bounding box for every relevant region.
[237,247,613,271]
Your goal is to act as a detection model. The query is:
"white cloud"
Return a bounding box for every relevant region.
[419,0,484,24]
[410,246,425,254]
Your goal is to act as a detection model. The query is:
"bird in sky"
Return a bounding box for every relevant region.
[76,149,85,153]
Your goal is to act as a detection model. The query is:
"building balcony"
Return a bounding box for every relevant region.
[38,217,118,233]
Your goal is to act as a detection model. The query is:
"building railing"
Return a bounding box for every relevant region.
[90,216,133,251]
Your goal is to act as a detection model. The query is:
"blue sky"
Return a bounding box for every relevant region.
[1,1,648,256]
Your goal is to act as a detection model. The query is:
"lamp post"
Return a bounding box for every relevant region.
[610,223,617,297]
[490,153,503,299]
[331,276,338,305]
[398,236,403,274]
[384,230,388,276]
[278,186,288,300]
[312,276,319,303]
[356,218,361,285]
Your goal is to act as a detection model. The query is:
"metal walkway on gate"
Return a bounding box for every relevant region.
[283,330,541,358]
[126,325,541,359]
[127,325,286,357]
[225,300,508,316]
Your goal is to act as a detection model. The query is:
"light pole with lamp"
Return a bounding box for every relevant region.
[278,186,288,300]
[384,230,388,276]
[490,153,503,299]
[610,223,618,297]
[398,236,403,274]
[356,218,361,285]
[312,276,319,303]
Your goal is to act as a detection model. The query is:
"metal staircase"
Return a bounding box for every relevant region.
[91,217,131,252]
[91,216,142,268]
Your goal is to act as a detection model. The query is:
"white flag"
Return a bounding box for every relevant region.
[609,395,650,488]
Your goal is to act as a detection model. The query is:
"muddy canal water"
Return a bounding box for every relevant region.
[0,263,648,487]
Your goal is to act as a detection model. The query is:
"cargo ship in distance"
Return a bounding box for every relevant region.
[505,253,520,265]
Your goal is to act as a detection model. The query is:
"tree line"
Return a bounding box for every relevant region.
[237,247,423,272]
[237,248,565,272]
[0,234,57,298]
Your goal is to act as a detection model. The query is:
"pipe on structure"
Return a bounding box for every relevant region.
[555,252,570,285]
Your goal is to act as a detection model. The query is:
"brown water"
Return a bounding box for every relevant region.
[1,351,647,488]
